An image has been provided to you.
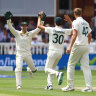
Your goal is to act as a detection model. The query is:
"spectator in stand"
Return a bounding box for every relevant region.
[15,21,21,31]
[0,29,3,42]
[0,23,3,33]
[4,23,9,30]
[1,28,10,42]
[10,37,15,42]
[8,37,16,54]
[28,20,36,31]
[41,23,49,43]
[90,21,96,41]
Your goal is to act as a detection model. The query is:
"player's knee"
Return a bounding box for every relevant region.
[15,67,22,72]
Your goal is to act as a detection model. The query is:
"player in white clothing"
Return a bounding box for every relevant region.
[4,11,46,90]
[61,8,93,92]
[38,13,72,90]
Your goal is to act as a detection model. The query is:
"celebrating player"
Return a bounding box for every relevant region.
[4,11,46,90]
[38,12,72,90]
[61,8,93,92]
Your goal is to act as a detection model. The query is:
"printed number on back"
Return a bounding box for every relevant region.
[82,26,88,37]
[52,33,64,44]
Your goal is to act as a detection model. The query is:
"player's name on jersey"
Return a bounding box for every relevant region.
[81,22,87,25]
[53,29,65,34]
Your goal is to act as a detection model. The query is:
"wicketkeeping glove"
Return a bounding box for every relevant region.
[38,12,46,21]
[4,11,13,20]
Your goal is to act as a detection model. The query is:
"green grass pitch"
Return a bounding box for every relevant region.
[0,70,96,96]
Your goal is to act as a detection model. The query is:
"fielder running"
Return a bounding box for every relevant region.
[38,13,72,90]
[61,8,93,92]
[4,11,46,90]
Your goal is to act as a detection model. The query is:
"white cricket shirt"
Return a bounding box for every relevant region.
[72,17,92,45]
[45,26,72,53]
[7,19,42,55]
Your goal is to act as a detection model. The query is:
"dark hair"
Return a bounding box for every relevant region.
[54,17,62,26]
[73,8,82,16]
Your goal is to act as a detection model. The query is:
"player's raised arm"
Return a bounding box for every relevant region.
[37,11,46,31]
[64,15,72,27]
[5,11,18,37]
[30,11,46,37]
[38,12,52,34]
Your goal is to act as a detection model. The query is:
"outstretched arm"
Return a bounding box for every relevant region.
[37,11,46,31]
[64,15,72,27]
[7,19,18,37]
[30,11,46,37]
[37,18,45,31]
[5,11,18,37]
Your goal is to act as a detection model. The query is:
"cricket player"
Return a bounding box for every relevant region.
[61,8,93,92]
[38,13,72,90]
[4,11,46,90]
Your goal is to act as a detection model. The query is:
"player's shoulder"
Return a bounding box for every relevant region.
[18,31,22,33]
[82,19,89,26]
[44,27,54,34]
[84,20,89,25]
[73,19,78,22]
[72,19,78,25]
[45,26,54,30]
[73,19,76,23]
[15,30,20,34]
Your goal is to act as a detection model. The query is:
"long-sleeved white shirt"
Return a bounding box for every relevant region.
[7,19,43,56]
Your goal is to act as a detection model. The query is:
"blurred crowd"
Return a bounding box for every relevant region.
[0,19,96,44]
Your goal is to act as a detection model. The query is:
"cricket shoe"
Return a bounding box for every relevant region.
[28,69,37,77]
[81,87,93,92]
[17,86,21,90]
[57,72,64,85]
[32,69,37,73]
[61,85,74,91]
[45,85,53,90]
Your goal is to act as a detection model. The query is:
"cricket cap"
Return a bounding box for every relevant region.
[20,22,28,26]
[54,17,62,26]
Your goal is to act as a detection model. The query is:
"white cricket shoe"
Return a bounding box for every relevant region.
[61,85,74,91]
[17,86,21,90]
[81,87,93,92]
[57,72,64,85]
[45,85,53,90]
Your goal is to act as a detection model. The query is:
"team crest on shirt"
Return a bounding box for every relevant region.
[20,33,29,36]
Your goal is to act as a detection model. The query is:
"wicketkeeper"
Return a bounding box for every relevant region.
[4,11,46,90]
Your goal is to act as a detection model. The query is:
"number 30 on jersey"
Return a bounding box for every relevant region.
[52,33,64,44]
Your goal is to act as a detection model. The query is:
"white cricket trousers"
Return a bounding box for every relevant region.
[45,50,62,85]
[67,45,92,89]
[15,54,36,87]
